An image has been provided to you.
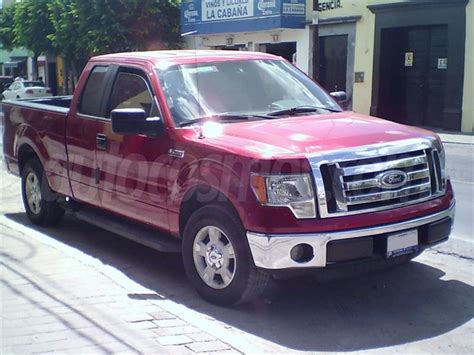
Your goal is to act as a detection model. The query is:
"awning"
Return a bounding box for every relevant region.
[4,61,24,69]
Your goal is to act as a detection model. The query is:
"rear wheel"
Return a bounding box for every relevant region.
[182,204,269,306]
[21,158,64,226]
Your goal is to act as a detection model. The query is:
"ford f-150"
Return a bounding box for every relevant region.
[2,51,455,305]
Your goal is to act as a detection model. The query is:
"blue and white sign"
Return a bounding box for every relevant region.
[181,0,306,35]
[202,0,254,21]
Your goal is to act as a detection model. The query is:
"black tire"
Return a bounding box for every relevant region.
[182,203,269,306]
[21,158,64,226]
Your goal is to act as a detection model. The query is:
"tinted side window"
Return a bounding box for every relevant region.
[79,66,109,116]
[107,72,157,118]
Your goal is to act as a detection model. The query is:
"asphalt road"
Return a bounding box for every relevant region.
[435,143,474,259]
[1,108,473,353]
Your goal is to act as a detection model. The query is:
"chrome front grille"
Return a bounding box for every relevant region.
[309,138,446,218]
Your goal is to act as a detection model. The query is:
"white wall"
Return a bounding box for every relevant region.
[188,27,312,73]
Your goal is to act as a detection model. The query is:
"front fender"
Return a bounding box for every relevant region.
[169,154,256,226]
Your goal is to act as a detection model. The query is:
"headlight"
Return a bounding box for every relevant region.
[251,173,316,219]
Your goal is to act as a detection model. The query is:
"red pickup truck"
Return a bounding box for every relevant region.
[2,51,455,305]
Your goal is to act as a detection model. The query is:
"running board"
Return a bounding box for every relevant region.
[73,206,181,253]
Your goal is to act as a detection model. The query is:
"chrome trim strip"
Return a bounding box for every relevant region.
[343,177,379,191]
[408,169,431,181]
[343,169,430,191]
[346,182,431,205]
[307,137,446,218]
[247,203,455,269]
[430,150,441,193]
[340,155,427,176]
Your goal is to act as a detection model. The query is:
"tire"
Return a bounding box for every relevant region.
[21,158,64,226]
[182,203,269,306]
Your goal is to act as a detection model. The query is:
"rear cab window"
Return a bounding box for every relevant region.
[78,65,110,117]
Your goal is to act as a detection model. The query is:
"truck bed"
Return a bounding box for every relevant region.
[2,96,71,197]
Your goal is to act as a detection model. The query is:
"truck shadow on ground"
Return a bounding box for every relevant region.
[6,213,474,352]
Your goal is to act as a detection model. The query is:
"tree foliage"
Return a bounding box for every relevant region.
[0,0,182,79]
[0,4,17,50]
[13,0,54,56]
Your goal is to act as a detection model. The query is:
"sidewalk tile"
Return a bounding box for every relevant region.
[185,340,232,352]
[157,335,193,345]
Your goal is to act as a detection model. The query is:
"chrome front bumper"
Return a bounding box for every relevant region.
[247,203,455,269]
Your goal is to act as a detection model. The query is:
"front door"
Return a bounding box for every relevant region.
[96,66,171,231]
[378,25,448,129]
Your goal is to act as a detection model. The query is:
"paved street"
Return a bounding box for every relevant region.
[1,114,473,353]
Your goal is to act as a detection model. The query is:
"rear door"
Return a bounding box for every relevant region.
[67,65,112,207]
[96,65,171,230]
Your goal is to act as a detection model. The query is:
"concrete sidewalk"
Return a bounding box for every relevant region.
[0,219,236,354]
[438,132,474,145]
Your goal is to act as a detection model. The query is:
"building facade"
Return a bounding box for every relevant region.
[181,0,473,132]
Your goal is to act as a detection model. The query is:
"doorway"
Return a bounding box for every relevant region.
[47,62,58,96]
[319,35,348,94]
[214,45,245,51]
[377,25,448,129]
[264,42,297,62]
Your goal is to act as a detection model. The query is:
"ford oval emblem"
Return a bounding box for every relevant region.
[377,170,408,189]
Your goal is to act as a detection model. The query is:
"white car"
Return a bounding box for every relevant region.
[1,80,52,100]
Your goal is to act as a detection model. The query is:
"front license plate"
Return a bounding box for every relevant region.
[386,229,419,258]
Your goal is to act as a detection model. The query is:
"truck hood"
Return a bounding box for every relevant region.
[183,112,437,159]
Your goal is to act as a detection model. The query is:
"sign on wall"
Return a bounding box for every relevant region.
[202,0,254,22]
[437,58,448,69]
[317,0,343,12]
[405,52,414,67]
[181,0,306,35]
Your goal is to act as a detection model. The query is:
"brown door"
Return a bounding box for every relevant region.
[378,25,448,129]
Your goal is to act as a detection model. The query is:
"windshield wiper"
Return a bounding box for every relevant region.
[267,105,341,117]
[179,113,273,127]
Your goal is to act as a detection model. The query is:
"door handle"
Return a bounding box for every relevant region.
[96,134,107,150]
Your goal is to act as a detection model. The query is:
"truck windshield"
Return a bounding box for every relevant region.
[158,59,341,126]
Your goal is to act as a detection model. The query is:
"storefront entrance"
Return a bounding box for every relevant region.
[369,0,468,131]
[263,42,297,63]
[378,25,448,129]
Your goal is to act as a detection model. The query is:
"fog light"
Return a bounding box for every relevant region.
[290,244,314,263]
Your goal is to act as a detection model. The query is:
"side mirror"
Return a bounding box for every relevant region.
[330,91,348,103]
[111,108,164,136]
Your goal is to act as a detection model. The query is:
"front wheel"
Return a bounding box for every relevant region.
[21,158,64,226]
[182,204,269,306]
